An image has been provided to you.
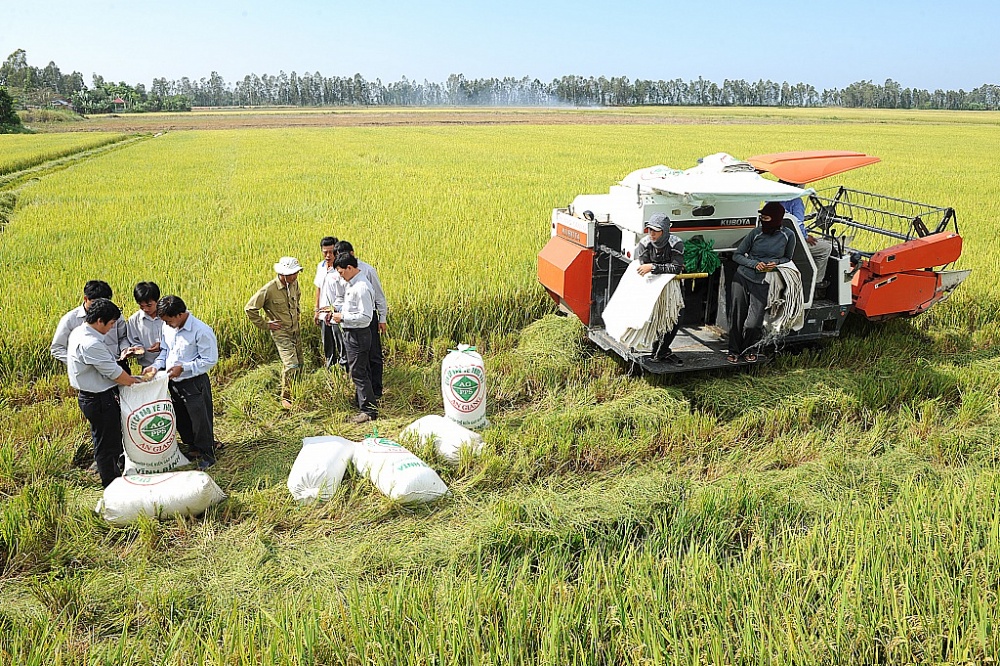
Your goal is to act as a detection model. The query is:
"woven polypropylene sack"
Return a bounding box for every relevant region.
[97,471,225,525]
[287,436,354,501]
[400,415,483,465]
[354,435,448,504]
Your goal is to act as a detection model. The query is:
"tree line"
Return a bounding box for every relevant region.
[2,49,998,113]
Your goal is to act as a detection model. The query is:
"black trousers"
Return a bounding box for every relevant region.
[78,388,123,488]
[369,319,384,399]
[168,374,215,464]
[729,272,770,355]
[320,319,348,371]
[651,320,681,357]
[344,325,378,417]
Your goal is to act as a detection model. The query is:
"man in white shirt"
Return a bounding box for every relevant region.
[334,240,387,399]
[313,236,347,371]
[67,298,142,487]
[332,254,378,424]
[51,280,128,366]
[125,281,164,369]
[143,295,219,469]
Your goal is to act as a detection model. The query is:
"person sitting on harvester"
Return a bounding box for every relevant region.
[635,213,685,366]
[727,201,795,364]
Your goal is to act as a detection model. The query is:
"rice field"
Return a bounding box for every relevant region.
[2,109,1000,664]
[0,132,128,175]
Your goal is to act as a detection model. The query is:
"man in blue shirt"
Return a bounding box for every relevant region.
[780,181,833,292]
[143,295,219,469]
[67,298,142,487]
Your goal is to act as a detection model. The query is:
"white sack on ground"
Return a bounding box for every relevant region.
[763,262,805,343]
[97,471,225,525]
[602,261,684,352]
[400,415,483,465]
[119,372,189,474]
[287,436,355,501]
[441,344,488,429]
[354,434,448,504]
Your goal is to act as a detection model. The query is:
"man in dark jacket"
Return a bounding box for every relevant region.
[727,201,796,363]
[634,213,685,366]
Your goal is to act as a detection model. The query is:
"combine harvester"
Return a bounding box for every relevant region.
[537,151,969,374]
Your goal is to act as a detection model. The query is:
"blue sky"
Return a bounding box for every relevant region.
[2,0,997,89]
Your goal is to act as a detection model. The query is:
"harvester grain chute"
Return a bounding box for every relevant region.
[537,151,969,374]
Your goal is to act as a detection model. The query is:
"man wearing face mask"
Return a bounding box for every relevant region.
[634,213,686,366]
[727,201,795,364]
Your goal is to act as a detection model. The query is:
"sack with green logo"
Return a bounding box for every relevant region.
[400,415,483,465]
[97,470,225,525]
[119,372,189,474]
[354,432,448,504]
[287,436,354,501]
[441,344,488,429]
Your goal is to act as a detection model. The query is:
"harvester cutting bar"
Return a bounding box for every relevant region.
[808,186,957,255]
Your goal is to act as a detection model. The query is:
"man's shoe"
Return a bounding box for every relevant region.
[661,353,684,367]
[87,461,99,474]
[198,459,216,471]
[280,398,293,410]
[349,412,373,424]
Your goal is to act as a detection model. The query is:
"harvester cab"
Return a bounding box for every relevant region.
[537,151,968,374]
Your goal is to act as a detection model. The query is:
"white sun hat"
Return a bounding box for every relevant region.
[274,256,303,275]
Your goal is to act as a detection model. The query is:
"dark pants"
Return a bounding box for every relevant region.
[344,325,378,417]
[320,319,348,371]
[369,319,384,399]
[729,272,770,355]
[168,374,215,464]
[78,388,123,488]
[651,320,681,358]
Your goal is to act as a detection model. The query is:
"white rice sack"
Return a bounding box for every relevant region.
[287,436,354,502]
[441,344,488,429]
[400,415,483,465]
[354,434,448,504]
[97,471,225,526]
[119,372,189,474]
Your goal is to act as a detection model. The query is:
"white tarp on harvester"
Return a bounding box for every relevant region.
[620,153,812,204]
[602,261,684,352]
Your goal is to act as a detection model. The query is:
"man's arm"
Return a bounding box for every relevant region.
[731,231,759,269]
[181,327,219,379]
[50,313,73,364]
[781,229,796,264]
[366,267,388,325]
[244,285,271,330]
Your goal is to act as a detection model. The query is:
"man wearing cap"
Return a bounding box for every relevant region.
[727,201,796,363]
[634,213,686,366]
[245,257,303,408]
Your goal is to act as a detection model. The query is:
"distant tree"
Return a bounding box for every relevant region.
[0,86,23,132]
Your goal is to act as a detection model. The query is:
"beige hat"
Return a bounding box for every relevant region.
[274,256,303,275]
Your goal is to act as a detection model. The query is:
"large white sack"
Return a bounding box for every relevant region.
[119,372,189,474]
[287,436,354,501]
[354,434,448,504]
[441,344,488,429]
[400,415,483,465]
[97,471,225,526]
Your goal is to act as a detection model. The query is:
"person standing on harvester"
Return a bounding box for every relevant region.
[635,212,686,366]
[144,296,219,469]
[245,257,303,408]
[332,253,379,424]
[66,298,143,487]
[727,201,796,364]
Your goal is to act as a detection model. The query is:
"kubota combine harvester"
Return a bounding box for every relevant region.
[537,151,969,374]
